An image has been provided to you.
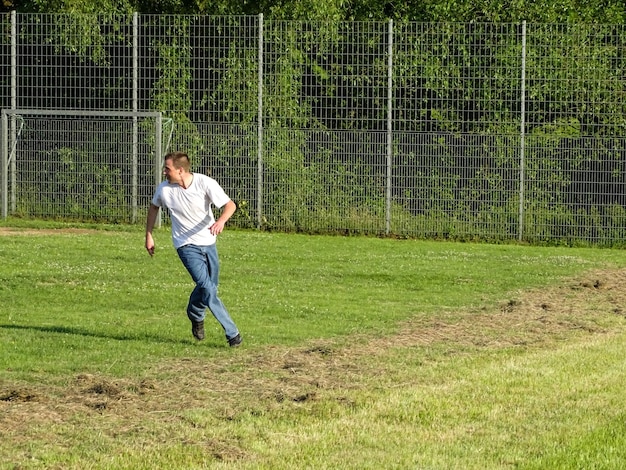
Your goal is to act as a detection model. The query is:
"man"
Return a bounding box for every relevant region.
[145,151,242,347]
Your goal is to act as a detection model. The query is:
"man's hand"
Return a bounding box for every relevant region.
[145,232,155,257]
[209,200,237,236]
[145,204,160,257]
[209,220,226,236]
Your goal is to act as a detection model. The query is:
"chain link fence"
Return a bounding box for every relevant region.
[1,14,625,244]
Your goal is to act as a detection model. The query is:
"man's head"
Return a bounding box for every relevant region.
[163,151,191,185]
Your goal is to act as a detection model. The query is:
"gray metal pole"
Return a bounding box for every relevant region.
[10,11,16,213]
[155,113,163,228]
[1,112,8,219]
[257,14,264,229]
[132,12,139,223]
[386,19,393,235]
[518,21,527,241]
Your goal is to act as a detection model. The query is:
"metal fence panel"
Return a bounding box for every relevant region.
[1,110,162,222]
[14,13,135,111]
[392,23,524,240]
[261,21,390,233]
[0,13,11,112]
[1,14,626,244]
[136,15,261,228]
[523,24,626,243]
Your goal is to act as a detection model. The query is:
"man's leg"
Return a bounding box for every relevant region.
[177,244,239,341]
[203,244,240,341]
[176,244,209,340]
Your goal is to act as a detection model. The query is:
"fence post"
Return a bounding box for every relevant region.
[1,112,7,219]
[10,11,16,213]
[132,12,139,223]
[386,19,393,235]
[257,13,264,229]
[518,20,527,241]
[155,113,162,228]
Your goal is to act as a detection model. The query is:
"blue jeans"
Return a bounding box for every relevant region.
[176,244,239,339]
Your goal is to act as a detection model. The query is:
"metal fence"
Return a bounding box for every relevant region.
[1,13,626,244]
[0,109,165,223]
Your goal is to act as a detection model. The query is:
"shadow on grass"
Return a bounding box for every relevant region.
[0,323,224,347]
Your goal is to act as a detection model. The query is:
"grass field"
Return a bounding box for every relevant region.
[1,220,626,469]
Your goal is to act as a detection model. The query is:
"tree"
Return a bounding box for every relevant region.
[6,0,626,24]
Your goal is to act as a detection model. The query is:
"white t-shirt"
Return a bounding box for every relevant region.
[151,173,231,248]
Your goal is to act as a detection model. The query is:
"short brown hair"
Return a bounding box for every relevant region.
[165,151,191,172]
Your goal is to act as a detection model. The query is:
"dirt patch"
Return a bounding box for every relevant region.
[0,227,100,236]
[0,388,39,402]
[370,270,626,351]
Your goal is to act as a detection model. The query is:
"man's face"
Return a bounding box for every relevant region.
[163,159,182,184]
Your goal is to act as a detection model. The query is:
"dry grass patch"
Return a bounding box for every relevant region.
[0,227,100,236]
[4,268,626,411]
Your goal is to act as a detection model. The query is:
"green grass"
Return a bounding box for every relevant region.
[1,221,626,468]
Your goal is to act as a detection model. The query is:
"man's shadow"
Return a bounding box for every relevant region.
[0,323,222,347]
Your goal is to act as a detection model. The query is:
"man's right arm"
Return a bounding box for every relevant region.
[145,203,160,256]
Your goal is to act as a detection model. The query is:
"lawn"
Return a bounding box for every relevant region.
[1,221,626,469]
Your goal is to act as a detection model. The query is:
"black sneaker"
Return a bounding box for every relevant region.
[191,321,205,341]
[228,333,242,348]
